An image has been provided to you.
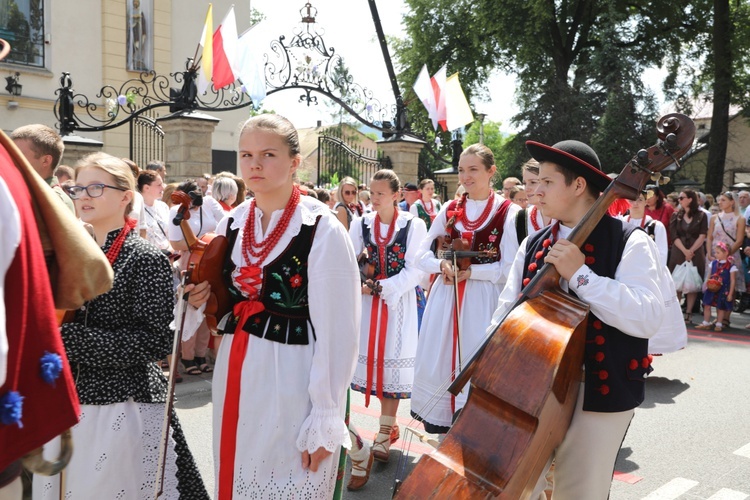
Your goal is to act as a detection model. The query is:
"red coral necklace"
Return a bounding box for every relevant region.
[374,208,398,279]
[242,186,301,268]
[530,205,541,231]
[459,192,495,231]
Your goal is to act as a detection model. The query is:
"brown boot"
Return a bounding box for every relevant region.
[346,444,373,491]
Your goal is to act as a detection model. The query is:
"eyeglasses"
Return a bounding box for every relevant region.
[66,183,127,199]
[724,192,734,198]
[678,196,686,200]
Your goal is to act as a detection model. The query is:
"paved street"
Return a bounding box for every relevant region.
[175,311,750,499]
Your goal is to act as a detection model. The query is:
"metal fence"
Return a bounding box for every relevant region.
[317,129,391,187]
[129,109,164,170]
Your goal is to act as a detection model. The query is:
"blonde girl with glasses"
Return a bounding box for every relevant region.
[34,152,208,499]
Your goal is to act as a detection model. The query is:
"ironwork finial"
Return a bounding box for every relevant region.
[300,3,317,24]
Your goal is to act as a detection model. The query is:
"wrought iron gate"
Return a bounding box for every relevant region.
[317,130,391,186]
[129,109,164,168]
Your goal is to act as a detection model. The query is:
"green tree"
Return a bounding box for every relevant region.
[396,0,709,173]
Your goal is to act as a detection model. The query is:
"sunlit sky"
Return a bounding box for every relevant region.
[247,0,667,134]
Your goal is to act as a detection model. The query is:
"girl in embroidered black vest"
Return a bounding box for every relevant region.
[34,153,208,499]
[409,178,442,230]
[410,143,520,434]
[186,114,360,499]
[488,140,667,500]
[349,169,427,468]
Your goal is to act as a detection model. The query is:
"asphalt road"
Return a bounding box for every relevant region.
[175,312,750,499]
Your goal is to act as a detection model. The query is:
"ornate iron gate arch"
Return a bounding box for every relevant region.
[53,1,452,178]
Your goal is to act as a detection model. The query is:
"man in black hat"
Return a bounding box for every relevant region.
[488,139,667,499]
[398,182,420,211]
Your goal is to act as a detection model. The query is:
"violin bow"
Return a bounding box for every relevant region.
[154,271,190,498]
[452,251,463,374]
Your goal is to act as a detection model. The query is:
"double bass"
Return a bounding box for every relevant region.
[395,114,695,498]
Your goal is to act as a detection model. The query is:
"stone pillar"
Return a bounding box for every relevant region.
[157,111,220,182]
[376,134,426,185]
[61,135,104,166]
[436,170,460,200]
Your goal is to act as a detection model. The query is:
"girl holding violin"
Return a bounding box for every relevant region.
[34,153,208,499]
[349,170,427,468]
[186,114,360,499]
[410,143,520,434]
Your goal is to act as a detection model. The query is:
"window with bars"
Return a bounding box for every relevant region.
[0,0,45,67]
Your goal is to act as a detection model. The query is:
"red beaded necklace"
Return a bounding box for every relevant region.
[422,198,435,215]
[105,217,137,265]
[459,192,495,231]
[530,205,541,231]
[374,208,398,279]
[242,186,301,267]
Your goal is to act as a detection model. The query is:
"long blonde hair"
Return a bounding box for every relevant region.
[337,176,359,204]
[75,152,135,215]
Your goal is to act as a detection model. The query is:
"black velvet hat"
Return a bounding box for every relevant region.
[525,140,612,193]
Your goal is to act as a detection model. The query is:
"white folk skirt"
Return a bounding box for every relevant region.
[33,400,185,500]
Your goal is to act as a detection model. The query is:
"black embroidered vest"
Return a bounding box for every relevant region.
[223,215,321,345]
[361,218,412,278]
[522,216,653,412]
[444,198,513,265]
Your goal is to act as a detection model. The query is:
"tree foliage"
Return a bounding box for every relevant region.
[395,0,710,174]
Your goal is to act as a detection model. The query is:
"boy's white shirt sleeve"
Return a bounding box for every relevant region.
[490,230,666,340]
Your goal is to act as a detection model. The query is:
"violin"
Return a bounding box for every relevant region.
[357,248,383,295]
[395,114,696,498]
[170,191,231,332]
[435,234,497,284]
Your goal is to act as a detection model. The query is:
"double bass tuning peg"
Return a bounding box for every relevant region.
[649,173,671,186]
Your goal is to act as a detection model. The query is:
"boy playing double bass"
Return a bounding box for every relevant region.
[490,139,666,499]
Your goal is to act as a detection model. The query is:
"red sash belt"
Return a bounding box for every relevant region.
[365,295,389,407]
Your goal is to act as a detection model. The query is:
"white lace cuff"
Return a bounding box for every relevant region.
[296,406,351,453]
[170,302,205,342]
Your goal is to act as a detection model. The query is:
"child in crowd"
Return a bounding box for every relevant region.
[696,241,737,332]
